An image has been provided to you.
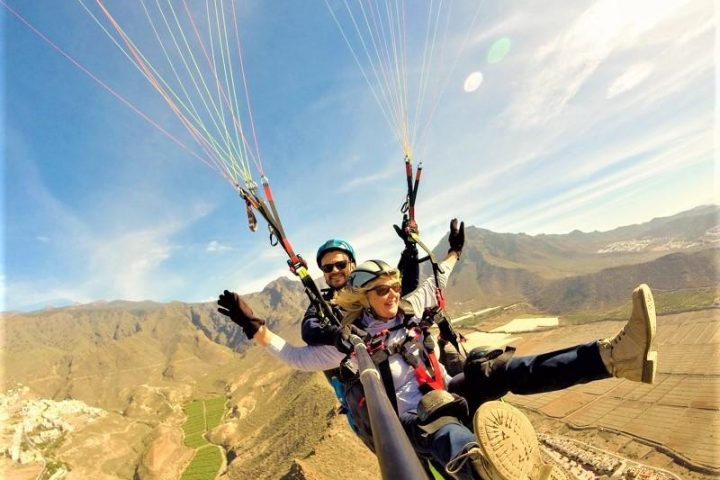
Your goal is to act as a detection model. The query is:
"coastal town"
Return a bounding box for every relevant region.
[1,386,106,479]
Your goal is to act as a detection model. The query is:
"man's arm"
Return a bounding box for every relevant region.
[399,218,464,317]
[301,303,342,346]
[398,243,420,296]
[400,253,458,317]
[217,290,344,371]
[393,221,420,295]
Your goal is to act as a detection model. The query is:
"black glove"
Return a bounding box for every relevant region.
[217,290,266,339]
[393,224,415,245]
[448,218,465,255]
[393,215,418,246]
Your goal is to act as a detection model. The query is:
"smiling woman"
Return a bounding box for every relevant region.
[335,259,402,322]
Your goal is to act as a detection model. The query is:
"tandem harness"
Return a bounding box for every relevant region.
[366,315,445,414]
[340,314,446,419]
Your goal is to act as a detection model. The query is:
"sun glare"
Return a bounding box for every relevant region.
[463,71,484,92]
[487,37,512,64]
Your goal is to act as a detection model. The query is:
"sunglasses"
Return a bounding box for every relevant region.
[368,283,401,296]
[320,260,349,273]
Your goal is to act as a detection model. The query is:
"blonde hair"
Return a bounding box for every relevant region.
[334,271,401,326]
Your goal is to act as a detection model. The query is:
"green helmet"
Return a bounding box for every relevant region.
[349,260,398,289]
[316,239,356,267]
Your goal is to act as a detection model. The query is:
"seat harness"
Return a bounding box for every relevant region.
[358,314,446,414]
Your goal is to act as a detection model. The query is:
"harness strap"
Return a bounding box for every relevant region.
[425,307,468,357]
[403,349,445,393]
[400,328,446,393]
[356,322,446,417]
[378,360,398,414]
[370,348,399,414]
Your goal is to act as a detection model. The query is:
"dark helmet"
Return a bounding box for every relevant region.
[316,239,356,267]
[349,260,398,289]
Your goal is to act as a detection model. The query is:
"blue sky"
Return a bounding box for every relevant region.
[3,0,715,311]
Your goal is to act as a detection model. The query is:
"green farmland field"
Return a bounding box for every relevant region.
[204,396,226,430]
[182,400,208,448]
[180,396,227,479]
[180,445,223,480]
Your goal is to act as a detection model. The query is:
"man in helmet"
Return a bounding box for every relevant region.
[302,229,421,347]
[299,238,357,347]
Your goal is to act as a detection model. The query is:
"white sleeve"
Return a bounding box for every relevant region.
[401,257,456,318]
[264,335,345,372]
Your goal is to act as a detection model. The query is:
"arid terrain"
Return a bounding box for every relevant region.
[3,308,717,480]
[2,207,718,479]
[493,309,720,480]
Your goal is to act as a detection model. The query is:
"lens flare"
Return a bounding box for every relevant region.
[487,37,512,64]
[463,71,484,92]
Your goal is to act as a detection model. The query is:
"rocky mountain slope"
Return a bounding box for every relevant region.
[1,205,718,479]
[438,205,719,313]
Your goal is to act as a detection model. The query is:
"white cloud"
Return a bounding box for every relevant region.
[3,280,91,312]
[337,166,395,193]
[607,62,654,98]
[206,240,232,252]
[502,0,692,129]
[234,266,294,295]
[674,17,713,46]
[35,236,50,243]
[86,228,175,300]
[491,127,712,233]
[0,275,5,311]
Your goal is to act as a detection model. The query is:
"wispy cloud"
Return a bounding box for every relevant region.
[0,275,5,311]
[86,228,174,300]
[3,279,90,312]
[5,156,215,306]
[502,0,691,130]
[206,240,232,252]
[490,127,713,233]
[337,166,396,193]
[607,62,654,99]
[233,266,294,295]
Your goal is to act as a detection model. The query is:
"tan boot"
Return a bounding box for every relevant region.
[465,401,569,480]
[599,283,657,383]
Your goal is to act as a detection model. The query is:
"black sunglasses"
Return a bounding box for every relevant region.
[368,283,401,296]
[320,260,349,273]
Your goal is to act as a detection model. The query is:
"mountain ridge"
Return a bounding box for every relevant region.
[2,205,718,480]
[7,204,718,314]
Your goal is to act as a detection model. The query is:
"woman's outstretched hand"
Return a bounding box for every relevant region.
[448,218,465,255]
[217,290,266,339]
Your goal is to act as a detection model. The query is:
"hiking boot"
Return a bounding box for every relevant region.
[599,284,657,383]
[468,401,569,480]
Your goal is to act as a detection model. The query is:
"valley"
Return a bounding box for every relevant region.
[2,207,718,479]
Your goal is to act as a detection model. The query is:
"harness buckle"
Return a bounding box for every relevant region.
[367,329,389,356]
[287,255,308,274]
